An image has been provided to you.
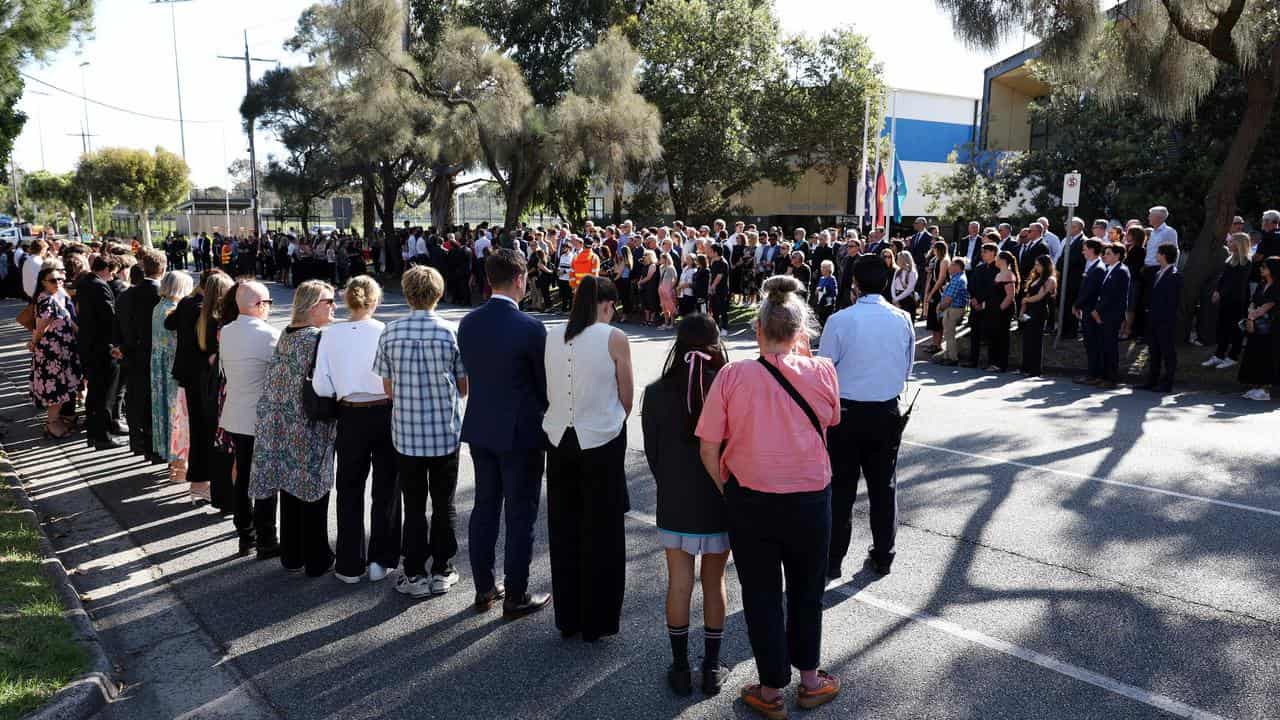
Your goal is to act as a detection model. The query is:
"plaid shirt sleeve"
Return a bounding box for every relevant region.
[372,329,390,378]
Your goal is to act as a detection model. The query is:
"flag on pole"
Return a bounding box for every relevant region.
[862,162,874,226]
[874,162,888,229]
[892,155,909,224]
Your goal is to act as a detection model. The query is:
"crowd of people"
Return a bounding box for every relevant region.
[10,200,1278,719]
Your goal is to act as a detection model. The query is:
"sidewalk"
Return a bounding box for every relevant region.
[0,303,277,720]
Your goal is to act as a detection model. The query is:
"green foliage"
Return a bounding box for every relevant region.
[918,146,1028,224]
[0,1,94,172]
[629,0,884,217]
[75,146,190,242]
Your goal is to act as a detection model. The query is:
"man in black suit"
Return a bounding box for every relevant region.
[1140,244,1182,392]
[1016,222,1051,280]
[997,223,1019,254]
[1090,243,1130,389]
[1072,239,1107,383]
[117,249,166,459]
[963,242,999,367]
[907,218,931,293]
[75,255,126,449]
[1058,218,1094,339]
[457,249,552,618]
[954,221,983,270]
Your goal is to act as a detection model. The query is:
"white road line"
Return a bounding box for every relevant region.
[624,509,1228,719]
[828,582,1231,720]
[902,440,1280,519]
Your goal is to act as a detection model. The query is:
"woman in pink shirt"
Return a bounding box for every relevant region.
[696,275,841,718]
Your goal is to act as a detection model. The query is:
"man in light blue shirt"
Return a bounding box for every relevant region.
[817,255,914,579]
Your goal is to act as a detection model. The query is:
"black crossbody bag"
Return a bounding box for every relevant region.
[756,357,826,447]
[302,337,339,422]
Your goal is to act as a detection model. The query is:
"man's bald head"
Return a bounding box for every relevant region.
[235,281,271,316]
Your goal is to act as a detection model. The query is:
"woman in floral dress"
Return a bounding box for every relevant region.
[151,271,194,479]
[29,264,81,439]
[249,280,338,576]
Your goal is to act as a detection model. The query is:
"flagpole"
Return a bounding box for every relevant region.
[889,88,898,231]
[858,95,870,232]
[873,92,882,229]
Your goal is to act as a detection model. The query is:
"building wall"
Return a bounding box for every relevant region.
[881,89,979,218]
[731,166,849,216]
[984,80,1033,151]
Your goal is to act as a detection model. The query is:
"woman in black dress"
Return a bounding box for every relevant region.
[985,251,1019,373]
[922,241,949,353]
[1238,257,1279,401]
[1019,255,1057,376]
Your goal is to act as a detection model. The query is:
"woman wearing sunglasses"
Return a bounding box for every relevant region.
[28,263,83,439]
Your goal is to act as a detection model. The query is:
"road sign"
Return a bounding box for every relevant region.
[1062,172,1082,207]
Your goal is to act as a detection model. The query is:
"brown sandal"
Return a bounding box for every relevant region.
[740,684,787,719]
[797,670,840,709]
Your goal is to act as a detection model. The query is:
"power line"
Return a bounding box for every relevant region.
[19,70,225,125]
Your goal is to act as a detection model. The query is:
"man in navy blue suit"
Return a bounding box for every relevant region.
[1072,238,1107,385]
[1139,244,1182,393]
[1090,243,1131,389]
[458,248,553,618]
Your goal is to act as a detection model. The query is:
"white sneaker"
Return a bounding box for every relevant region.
[334,569,365,584]
[1201,356,1223,368]
[1243,388,1271,401]
[368,562,388,582]
[719,329,727,337]
[395,574,433,598]
[1216,358,1237,370]
[429,569,460,595]
[1189,334,1205,347]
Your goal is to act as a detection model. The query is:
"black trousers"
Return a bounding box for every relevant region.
[279,491,334,576]
[1215,300,1244,360]
[828,399,901,571]
[985,308,1013,371]
[398,451,459,577]
[1145,323,1177,387]
[557,280,573,311]
[1082,313,1102,378]
[182,379,212,485]
[726,481,831,689]
[546,427,629,640]
[335,404,401,577]
[1099,314,1123,382]
[469,446,545,598]
[967,307,986,365]
[83,354,120,442]
[1061,283,1081,338]
[1133,266,1157,337]
[230,433,278,542]
[710,294,729,329]
[1020,308,1046,374]
[124,362,152,455]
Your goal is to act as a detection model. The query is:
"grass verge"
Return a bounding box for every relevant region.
[0,481,87,720]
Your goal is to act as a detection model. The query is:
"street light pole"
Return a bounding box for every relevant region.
[27,90,49,170]
[76,62,96,235]
[218,31,276,239]
[153,0,193,161]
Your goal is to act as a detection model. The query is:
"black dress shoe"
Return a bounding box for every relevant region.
[701,664,728,695]
[865,548,893,576]
[826,565,841,581]
[475,584,507,613]
[256,541,282,561]
[502,591,551,619]
[90,436,126,450]
[107,422,130,436]
[1136,383,1157,391]
[238,536,256,557]
[667,665,693,697]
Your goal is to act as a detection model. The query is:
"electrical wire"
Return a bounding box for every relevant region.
[19,71,225,125]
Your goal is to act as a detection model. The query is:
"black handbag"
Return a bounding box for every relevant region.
[301,336,339,421]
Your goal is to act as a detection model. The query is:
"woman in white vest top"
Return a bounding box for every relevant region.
[543,275,634,642]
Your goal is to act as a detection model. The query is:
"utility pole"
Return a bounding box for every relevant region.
[67,126,98,235]
[152,0,193,161]
[28,90,49,170]
[218,31,275,238]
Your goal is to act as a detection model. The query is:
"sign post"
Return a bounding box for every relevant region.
[1056,171,1082,347]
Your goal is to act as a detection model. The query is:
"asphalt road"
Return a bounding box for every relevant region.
[4,284,1278,720]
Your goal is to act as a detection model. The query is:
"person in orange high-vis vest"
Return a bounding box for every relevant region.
[569,238,601,291]
[221,243,232,266]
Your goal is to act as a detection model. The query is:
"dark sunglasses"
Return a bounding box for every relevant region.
[47,276,66,283]
[255,299,274,307]
[319,298,336,306]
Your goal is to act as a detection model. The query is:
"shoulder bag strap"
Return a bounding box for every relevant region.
[756,356,826,448]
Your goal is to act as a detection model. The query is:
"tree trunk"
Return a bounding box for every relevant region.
[429,168,456,232]
[665,167,687,220]
[1179,49,1280,341]
[361,172,377,241]
[141,210,152,246]
[611,174,624,225]
[379,164,402,276]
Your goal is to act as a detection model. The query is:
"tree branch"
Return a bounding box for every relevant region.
[1159,0,1235,65]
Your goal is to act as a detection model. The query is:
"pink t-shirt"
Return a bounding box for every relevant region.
[695,352,840,494]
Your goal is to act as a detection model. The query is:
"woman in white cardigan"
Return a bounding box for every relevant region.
[542,275,634,642]
[891,251,919,320]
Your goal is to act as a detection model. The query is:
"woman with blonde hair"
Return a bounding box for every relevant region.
[890,251,919,319]
[696,275,841,716]
[249,279,339,575]
[313,276,400,584]
[152,270,195,482]
[658,252,679,329]
[1204,233,1253,369]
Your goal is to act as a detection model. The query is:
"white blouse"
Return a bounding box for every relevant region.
[892,269,918,303]
[542,322,626,450]
[312,317,388,402]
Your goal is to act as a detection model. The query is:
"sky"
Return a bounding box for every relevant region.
[11,0,1031,189]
